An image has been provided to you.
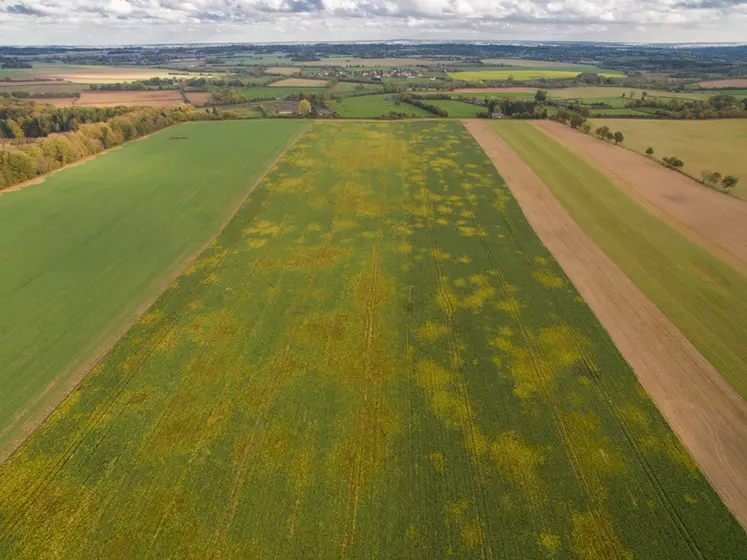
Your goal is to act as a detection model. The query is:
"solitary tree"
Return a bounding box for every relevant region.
[722,175,739,192]
[613,131,624,144]
[595,125,610,139]
[298,99,312,116]
[645,147,654,156]
[605,131,615,142]
[580,122,592,134]
[534,89,548,102]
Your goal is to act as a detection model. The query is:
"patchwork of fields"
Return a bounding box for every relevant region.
[0,121,743,558]
[491,121,747,401]
[450,70,625,81]
[591,119,747,200]
[331,94,433,118]
[0,120,305,461]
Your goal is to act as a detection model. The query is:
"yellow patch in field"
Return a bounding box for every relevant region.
[459,226,479,237]
[539,532,561,554]
[571,510,633,560]
[139,309,164,325]
[491,431,546,504]
[248,239,267,248]
[429,451,445,472]
[396,242,413,254]
[533,269,565,289]
[419,321,449,341]
[307,223,322,232]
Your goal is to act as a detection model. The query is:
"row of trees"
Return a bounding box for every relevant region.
[1,99,134,139]
[0,105,215,190]
[631,94,747,119]
[397,94,449,117]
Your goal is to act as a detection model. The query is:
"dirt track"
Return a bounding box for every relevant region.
[534,120,747,268]
[464,119,747,529]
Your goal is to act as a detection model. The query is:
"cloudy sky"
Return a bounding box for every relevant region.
[0,0,746,45]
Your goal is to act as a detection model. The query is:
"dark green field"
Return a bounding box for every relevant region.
[0,121,743,558]
[0,120,305,460]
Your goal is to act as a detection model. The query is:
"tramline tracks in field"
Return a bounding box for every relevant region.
[492,188,705,560]
[418,150,495,560]
[340,134,390,557]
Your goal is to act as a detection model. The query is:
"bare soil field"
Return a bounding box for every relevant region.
[43,90,185,108]
[699,78,747,88]
[453,87,537,93]
[185,91,213,106]
[464,119,747,528]
[535,120,747,268]
[268,77,328,87]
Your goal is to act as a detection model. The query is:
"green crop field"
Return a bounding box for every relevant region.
[593,119,747,200]
[328,81,384,94]
[0,121,743,558]
[421,99,483,117]
[491,120,747,400]
[238,86,330,100]
[0,120,304,459]
[450,70,625,81]
[331,94,433,118]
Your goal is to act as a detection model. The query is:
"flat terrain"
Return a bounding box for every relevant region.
[468,119,747,531]
[535,121,747,264]
[0,64,194,84]
[699,79,747,88]
[453,87,538,93]
[266,67,302,75]
[184,91,213,106]
[548,87,711,101]
[0,120,305,461]
[450,70,624,81]
[269,78,328,88]
[45,90,186,107]
[422,99,483,117]
[303,57,428,67]
[0,81,87,95]
[0,121,744,558]
[591,119,747,200]
[331,94,433,118]
[488,120,747,402]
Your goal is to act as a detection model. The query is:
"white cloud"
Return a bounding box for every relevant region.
[0,0,745,43]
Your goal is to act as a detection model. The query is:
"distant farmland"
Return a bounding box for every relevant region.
[450,69,625,81]
[592,119,747,200]
[0,121,743,558]
[0,120,305,461]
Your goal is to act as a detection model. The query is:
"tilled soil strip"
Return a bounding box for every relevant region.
[534,120,747,269]
[464,119,747,529]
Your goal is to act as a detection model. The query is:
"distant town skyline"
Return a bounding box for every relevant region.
[1,0,746,45]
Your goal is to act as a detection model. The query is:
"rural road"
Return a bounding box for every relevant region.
[464,119,747,529]
[534,120,747,269]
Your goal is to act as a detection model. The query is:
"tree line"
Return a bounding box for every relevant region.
[1,99,135,139]
[0,104,216,191]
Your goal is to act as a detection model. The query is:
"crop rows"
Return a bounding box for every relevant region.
[0,121,743,558]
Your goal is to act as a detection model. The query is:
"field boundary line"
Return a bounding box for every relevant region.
[532,120,747,273]
[0,122,312,467]
[463,119,747,530]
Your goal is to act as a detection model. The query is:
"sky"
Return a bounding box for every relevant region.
[0,0,746,45]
